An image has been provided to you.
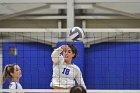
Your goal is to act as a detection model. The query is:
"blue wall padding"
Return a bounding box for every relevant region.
[3,42,140,89]
[85,42,140,89]
[3,42,53,89]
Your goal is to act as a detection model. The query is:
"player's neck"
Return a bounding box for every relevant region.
[11,78,19,82]
[65,60,72,64]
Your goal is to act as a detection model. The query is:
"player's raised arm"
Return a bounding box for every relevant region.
[51,45,69,64]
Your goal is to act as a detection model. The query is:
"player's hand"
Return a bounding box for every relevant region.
[61,45,69,52]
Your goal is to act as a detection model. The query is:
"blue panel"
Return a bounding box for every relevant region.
[3,42,140,89]
[85,42,140,89]
[3,42,53,89]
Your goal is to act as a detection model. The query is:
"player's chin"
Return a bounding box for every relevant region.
[64,58,69,61]
[64,58,68,60]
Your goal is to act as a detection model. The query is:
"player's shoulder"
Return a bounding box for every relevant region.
[72,63,80,71]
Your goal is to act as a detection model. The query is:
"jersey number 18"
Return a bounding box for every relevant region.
[62,68,70,75]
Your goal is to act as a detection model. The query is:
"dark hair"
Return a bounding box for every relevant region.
[67,44,77,59]
[2,63,17,83]
[70,86,87,93]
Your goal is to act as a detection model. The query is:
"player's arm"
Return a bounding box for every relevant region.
[51,46,63,64]
[75,69,86,89]
[51,45,68,64]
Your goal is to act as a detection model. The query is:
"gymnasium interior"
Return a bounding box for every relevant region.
[0,0,140,93]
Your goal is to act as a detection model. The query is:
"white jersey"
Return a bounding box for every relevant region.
[9,81,22,89]
[50,47,86,89]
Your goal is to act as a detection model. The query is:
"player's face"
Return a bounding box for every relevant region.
[63,47,75,62]
[11,65,22,79]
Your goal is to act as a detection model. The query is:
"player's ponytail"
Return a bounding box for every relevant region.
[2,65,9,83]
[2,63,16,83]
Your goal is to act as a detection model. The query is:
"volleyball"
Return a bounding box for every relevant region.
[69,27,85,41]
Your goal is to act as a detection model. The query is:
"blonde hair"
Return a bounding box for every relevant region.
[2,64,17,83]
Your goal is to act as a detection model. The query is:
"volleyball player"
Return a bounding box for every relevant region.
[50,44,86,89]
[2,63,22,89]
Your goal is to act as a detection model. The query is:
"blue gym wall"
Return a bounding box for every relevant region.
[3,42,53,89]
[85,42,140,89]
[2,42,140,89]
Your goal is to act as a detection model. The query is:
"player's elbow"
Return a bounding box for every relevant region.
[51,57,59,64]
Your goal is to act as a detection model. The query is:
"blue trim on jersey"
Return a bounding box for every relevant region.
[60,52,63,56]
[15,82,18,93]
[15,82,18,89]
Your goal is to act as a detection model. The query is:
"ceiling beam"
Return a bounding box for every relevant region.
[0,4,49,21]
[0,0,140,3]
[11,15,133,20]
[92,4,140,19]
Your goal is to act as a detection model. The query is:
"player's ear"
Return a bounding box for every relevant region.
[72,53,75,58]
